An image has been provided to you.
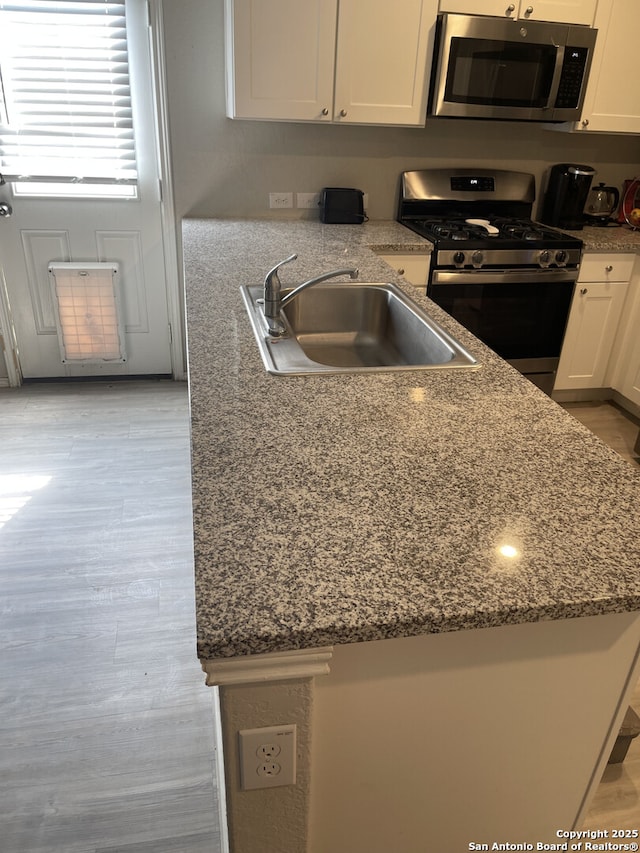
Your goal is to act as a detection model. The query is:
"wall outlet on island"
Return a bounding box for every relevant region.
[239,724,297,790]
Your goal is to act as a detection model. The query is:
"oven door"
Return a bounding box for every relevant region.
[428,269,575,393]
[430,13,565,121]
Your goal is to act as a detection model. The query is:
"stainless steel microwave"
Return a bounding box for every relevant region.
[428,14,597,122]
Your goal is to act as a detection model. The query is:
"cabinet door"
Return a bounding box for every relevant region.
[438,0,596,23]
[618,355,640,408]
[518,0,596,25]
[333,0,437,126]
[226,0,337,121]
[554,282,627,391]
[572,0,640,134]
[609,272,640,407]
[438,1,515,17]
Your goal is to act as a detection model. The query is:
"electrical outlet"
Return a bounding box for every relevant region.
[269,192,293,209]
[239,724,297,790]
[296,192,321,209]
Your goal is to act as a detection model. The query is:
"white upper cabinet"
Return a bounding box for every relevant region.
[225,0,438,126]
[225,0,337,122]
[333,0,436,126]
[567,0,640,134]
[437,0,597,25]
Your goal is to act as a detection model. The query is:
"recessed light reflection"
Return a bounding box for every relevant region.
[498,544,519,559]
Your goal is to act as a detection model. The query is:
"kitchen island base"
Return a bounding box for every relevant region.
[204,611,640,853]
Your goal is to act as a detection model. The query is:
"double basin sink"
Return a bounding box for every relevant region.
[241,281,479,376]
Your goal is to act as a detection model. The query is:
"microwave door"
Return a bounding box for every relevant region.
[429,14,571,121]
[437,41,558,119]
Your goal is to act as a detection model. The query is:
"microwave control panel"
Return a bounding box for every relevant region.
[556,46,589,109]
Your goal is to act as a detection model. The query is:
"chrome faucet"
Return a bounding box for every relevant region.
[263,254,359,336]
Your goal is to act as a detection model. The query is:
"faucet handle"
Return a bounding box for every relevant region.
[263,253,297,336]
[264,253,297,292]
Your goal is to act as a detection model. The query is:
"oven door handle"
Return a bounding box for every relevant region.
[431,268,577,285]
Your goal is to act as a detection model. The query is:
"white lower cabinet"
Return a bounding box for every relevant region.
[554,254,635,392]
[608,259,640,408]
[376,253,430,288]
[616,344,640,408]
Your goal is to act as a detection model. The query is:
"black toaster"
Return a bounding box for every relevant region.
[320,187,366,224]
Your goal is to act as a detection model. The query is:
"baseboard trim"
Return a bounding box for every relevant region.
[552,387,640,421]
[552,388,612,403]
[611,391,640,422]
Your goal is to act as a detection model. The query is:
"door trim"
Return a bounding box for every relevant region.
[148,0,185,381]
[0,266,22,387]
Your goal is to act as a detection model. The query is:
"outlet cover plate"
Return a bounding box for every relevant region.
[297,192,321,209]
[269,192,293,209]
[239,724,297,790]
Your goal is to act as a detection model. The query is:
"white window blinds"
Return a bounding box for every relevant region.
[0,0,137,186]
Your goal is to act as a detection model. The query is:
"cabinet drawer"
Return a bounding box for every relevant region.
[376,253,430,287]
[577,254,636,283]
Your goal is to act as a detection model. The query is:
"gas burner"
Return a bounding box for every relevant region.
[412,215,569,246]
[492,218,549,242]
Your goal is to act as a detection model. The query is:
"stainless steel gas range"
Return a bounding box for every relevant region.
[398,168,584,394]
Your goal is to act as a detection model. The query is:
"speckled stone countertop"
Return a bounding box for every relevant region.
[184,218,640,661]
[566,224,640,253]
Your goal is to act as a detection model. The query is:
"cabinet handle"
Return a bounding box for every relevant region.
[605,265,613,272]
[580,287,588,295]
[398,268,405,275]
[525,5,533,14]
[321,108,329,116]
[339,109,347,117]
[581,118,589,128]
[506,3,515,12]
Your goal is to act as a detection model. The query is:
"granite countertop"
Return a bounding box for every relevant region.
[184,218,640,661]
[566,224,640,253]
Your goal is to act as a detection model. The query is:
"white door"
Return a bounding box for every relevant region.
[0,0,173,380]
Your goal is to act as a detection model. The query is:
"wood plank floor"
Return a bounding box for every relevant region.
[0,381,221,853]
[561,401,640,831]
[1,384,638,850]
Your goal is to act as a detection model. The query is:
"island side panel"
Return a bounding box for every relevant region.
[217,677,314,853]
[309,612,640,853]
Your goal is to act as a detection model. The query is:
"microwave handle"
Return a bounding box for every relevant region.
[545,42,567,112]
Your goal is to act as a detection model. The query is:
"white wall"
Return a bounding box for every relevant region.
[161,0,640,223]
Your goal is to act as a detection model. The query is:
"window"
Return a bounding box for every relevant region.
[0,0,137,197]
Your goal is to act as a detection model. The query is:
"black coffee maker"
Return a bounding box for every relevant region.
[539,163,596,231]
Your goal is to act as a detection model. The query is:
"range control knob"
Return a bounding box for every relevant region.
[471,250,484,267]
[555,250,567,266]
[538,249,551,267]
[453,251,465,266]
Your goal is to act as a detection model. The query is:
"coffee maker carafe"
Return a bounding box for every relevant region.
[539,164,596,231]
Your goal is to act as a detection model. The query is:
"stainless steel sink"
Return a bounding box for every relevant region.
[241,281,480,376]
